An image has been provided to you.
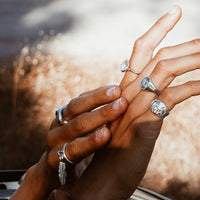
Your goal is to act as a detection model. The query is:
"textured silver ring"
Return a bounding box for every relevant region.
[120,60,140,75]
[151,99,169,118]
[140,77,161,95]
[56,105,68,125]
[63,143,75,165]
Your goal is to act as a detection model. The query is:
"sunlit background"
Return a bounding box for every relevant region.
[1,0,200,199]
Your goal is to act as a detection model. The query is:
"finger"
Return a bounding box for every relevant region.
[119,53,200,131]
[50,85,121,130]
[47,97,128,148]
[121,39,200,102]
[150,52,200,91]
[120,5,182,88]
[129,80,200,142]
[65,127,111,163]
[157,80,200,111]
[47,127,111,168]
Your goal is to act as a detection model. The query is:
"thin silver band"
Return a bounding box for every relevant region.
[127,68,140,75]
[63,143,74,165]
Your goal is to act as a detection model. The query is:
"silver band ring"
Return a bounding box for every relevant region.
[63,143,75,165]
[56,105,68,125]
[151,99,169,118]
[120,60,140,75]
[140,77,161,95]
[57,142,74,185]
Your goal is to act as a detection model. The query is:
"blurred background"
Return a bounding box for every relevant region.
[1,0,200,199]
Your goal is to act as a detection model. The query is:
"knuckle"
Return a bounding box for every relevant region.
[162,88,174,103]
[134,37,146,50]
[73,114,88,132]
[67,99,76,116]
[185,81,195,91]
[156,60,170,75]
[191,39,200,47]
[156,48,169,60]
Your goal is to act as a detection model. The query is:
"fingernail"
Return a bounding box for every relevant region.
[112,97,122,110]
[97,128,105,140]
[106,87,116,97]
[167,5,179,15]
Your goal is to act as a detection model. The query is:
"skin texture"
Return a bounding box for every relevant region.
[10,85,128,200]
[67,6,200,200]
[11,5,200,200]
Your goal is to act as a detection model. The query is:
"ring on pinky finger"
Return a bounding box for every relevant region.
[150,80,200,119]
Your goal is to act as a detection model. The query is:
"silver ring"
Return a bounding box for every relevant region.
[56,105,68,125]
[151,99,169,118]
[58,147,67,185]
[120,60,140,75]
[63,143,75,165]
[57,143,74,185]
[140,77,161,95]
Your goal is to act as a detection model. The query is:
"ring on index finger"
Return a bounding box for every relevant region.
[56,105,68,125]
[120,60,140,75]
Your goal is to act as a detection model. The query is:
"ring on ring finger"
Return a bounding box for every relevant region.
[151,99,169,118]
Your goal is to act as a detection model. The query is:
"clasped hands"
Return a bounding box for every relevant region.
[10,6,200,200]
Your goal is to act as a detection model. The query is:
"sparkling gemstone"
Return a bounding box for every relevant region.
[120,60,129,72]
[140,77,150,90]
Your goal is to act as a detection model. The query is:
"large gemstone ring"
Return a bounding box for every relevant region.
[140,77,161,95]
[120,60,140,75]
[151,99,169,118]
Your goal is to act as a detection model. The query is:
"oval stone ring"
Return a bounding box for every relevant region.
[140,76,161,95]
[120,60,140,75]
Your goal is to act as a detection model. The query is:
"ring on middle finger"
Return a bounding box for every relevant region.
[140,76,161,95]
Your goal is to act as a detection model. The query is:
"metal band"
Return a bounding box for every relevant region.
[120,60,140,75]
[140,77,161,95]
[151,99,169,118]
[56,105,68,125]
[63,143,75,165]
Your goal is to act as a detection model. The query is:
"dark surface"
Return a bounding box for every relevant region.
[0,170,26,182]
